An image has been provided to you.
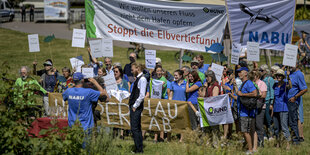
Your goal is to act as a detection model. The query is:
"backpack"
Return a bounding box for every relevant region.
[239,80,259,110]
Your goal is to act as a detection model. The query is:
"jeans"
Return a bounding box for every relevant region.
[188,104,199,130]
[130,106,143,153]
[298,98,304,123]
[256,109,265,144]
[287,101,300,142]
[273,112,290,141]
[265,100,273,128]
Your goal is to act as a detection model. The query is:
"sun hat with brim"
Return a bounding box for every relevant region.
[73,72,84,81]
[236,67,249,72]
[191,59,199,64]
[43,61,53,66]
[275,69,285,76]
[156,57,161,64]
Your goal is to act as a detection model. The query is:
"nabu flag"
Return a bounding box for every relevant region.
[198,94,234,127]
[225,0,296,51]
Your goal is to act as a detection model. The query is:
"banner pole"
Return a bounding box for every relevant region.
[35,53,37,61]
[179,49,184,69]
[48,42,53,62]
[291,0,297,44]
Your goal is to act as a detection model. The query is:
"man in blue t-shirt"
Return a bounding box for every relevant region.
[287,65,308,143]
[62,72,106,131]
[195,55,210,74]
[236,67,258,154]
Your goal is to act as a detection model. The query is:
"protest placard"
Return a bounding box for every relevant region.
[28,34,40,52]
[231,43,241,65]
[145,50,156,69]
[151,79,164,99]
[283,44,298,67]
[247,42,260,62]
[89,39,103,58]
[103,74,118,95]
[211,63,224,83]
[72,29,86,48]
[49,93,191,132]
[102,38,113,57]
[69,56,84,72]
[82,68,94,78]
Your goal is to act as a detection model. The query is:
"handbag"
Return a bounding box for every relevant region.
[239,80,259,110]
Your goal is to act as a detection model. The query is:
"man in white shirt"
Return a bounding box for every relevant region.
[104,57,114,75]
[129,62,147,153]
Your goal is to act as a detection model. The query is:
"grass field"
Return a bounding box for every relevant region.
[0,28,309,154]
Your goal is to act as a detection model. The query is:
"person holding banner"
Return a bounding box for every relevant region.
[146,65,167,142]
[236,67,258,154]
[186,71,202,130]
[259,65,275,140]
[287,64,308,144]
[129,63,147,153]
[204,70,221,144]
[272,69,291,149]
[169,69,187,142]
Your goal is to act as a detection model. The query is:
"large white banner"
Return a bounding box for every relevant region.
[86,0,227,52]
[44,0,68,20]
[198,94,234,127]
[226,0,296,51]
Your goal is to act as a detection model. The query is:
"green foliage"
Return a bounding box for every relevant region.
[295,7,310,20]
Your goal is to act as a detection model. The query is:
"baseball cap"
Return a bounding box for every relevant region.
[236,67,249,72]
[73,72,84,81]
[275,69,285,76]
[43,61,53,66]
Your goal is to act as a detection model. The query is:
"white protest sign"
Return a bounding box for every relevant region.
[82,68,94,78]
[102,39,113,57]
[151,79,164,99]
[103,74,118,95]
[246,42,260,62]
[145,50,156,69]
[70,57,84,72]
[211,63,224,84]
[283,44,298,67]
[28,34,40,52]
[89,39,103,58]
[72,29,86,48]
[110,90,130,102]
[231,43,241,65]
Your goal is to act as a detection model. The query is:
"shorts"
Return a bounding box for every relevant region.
[298,98,304,123]
[239,117,255,133]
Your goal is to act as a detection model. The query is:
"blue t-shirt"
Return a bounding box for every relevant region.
[288,70,307,103]
[187,81,202,105]
[117,79,129,91]
[225,82,235,107]
[63,87,100,131]
[165,80,172,99]
[273,82,289,112]
[171,80,187,101]
[198,64,210,74]
[238,80,256,117]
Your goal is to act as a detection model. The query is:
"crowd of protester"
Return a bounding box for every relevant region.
[13,45,309,154]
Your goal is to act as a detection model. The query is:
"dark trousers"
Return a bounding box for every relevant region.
[130,106,143,153]
[30,14,34,22]
[265,100,272,128]
[188,104,199,130]
[287,101,300,142]
[21,13,26,22]
[256,109,265,145]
